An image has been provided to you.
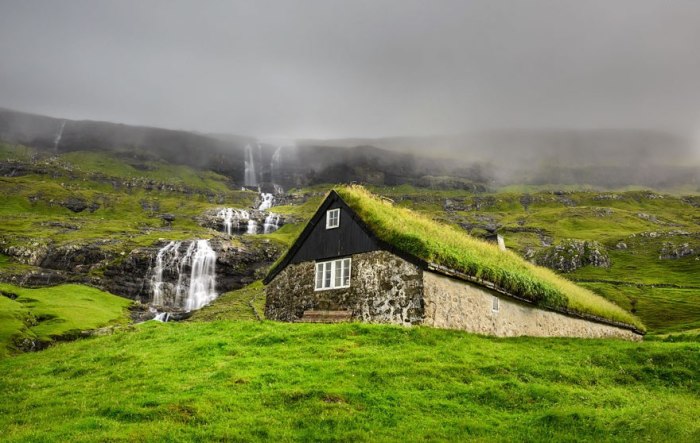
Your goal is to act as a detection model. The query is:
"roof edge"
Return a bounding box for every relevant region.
[263,190,340,284]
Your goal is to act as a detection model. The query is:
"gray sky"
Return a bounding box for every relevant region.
[1,0,700,139]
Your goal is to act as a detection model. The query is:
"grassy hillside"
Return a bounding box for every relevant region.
[2,144,698,336]
[0,143,256,254]
[0,283,132,357]
[0,321,698,442]
[187,280,265,322]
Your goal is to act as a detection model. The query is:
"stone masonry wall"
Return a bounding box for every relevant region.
[423,272,642,341]
[265,250,424,325]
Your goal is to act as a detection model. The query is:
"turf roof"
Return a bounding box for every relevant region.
[268,185,644,332]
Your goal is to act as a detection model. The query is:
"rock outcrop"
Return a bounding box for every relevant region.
[659,242,695,260]
[534,239,610,272]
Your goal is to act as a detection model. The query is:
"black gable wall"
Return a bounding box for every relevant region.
[288,198,380,264]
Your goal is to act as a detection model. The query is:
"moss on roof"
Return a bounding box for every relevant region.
[271,185,645,331]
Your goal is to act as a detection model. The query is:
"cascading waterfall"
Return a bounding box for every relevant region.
[150,240,218,313]
[53,121,66,152]
[258,193,274,211]
[217,208,251,235]
[184,240,217,311]
[263,213,281,234]
[244,144,257,186]
[216,191,283,236]
[151,241,179,307]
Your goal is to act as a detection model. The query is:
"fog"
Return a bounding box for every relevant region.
[0,0,700,152]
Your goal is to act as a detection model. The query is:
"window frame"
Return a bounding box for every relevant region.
[314,257,352,291]
[326,208,340,229]
[492,296,500,312]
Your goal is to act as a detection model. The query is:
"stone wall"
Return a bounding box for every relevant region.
[422,272,641,341]
[265,250,424,325]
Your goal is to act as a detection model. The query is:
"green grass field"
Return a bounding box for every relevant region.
[0,283,132,357]
[0,321,698,442]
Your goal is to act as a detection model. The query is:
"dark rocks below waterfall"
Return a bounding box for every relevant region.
[0,236,281,308]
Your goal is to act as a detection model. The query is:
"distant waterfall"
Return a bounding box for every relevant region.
[244,144,257,186]
[217,208,251,235]
[53,121,65,153]
[270,146,282,183]
[258,193,274,211]
[150,240,218,311]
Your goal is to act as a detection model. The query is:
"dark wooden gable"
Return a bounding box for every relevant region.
[288,192,379,264]
[264,190,428,284]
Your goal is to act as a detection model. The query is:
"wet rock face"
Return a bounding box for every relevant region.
[102,238,281,303]
[39,243,114,273]
[1,235,281,306]
[534,239,610,272]
[1,241,50,266]
[102,247,155,302]
[265,250,424,325]
[659,242,695,260]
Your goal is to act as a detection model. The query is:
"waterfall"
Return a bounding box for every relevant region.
[184,240,217,311]
[150,240,218,311]
[151,241,179,306]
[217,208,252,235]
[246,219,258,234]
[218,208,234,235]
[273,184,284,195]
[263,213,281,234]
[244,144,257,186]
[270,146,282,182]
[153,311,171,322]
[53,121,65,152]
[258,193,274,211]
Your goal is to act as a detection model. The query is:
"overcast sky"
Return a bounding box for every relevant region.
[1,0,699,139]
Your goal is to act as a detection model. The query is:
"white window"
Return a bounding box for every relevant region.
[492,296,499,312]
[315,258,351,290]
[326,208,340,229]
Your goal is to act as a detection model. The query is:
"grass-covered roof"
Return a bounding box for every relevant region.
[271,185,644,331]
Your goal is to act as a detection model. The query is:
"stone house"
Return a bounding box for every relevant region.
[264,189,643,340]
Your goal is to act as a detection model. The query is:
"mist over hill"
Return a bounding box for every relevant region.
[1,108,698,190]
[300,130,700,189]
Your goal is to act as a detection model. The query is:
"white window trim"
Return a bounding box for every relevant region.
[315,258,351,291]
[492,296,500,312]
[326,208,340,229]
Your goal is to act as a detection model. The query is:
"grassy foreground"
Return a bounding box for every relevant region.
[1,321,698,442]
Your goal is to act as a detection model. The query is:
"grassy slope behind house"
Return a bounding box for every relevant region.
[333,186,644,330]
[0,321,698,442]
[0,283,132,357]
